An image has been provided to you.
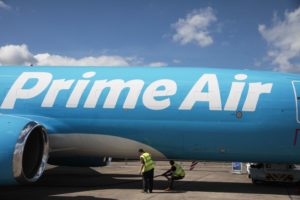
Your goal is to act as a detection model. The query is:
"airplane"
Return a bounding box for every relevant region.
[0,66,300,185]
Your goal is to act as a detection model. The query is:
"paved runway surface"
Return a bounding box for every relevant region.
[0,161,300,200]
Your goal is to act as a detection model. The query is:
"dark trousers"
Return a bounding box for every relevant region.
[142,168,154,192]
[165,175,184,189]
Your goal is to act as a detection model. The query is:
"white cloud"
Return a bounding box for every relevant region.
[259,7,300,72]
[0,44,35,65]
[34,53,131,66]
[0,44,167,67]
[172,7,217,47]
[148,62,167,67]
[0,1,10,10]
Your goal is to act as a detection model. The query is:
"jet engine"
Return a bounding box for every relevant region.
[0,115,48,185]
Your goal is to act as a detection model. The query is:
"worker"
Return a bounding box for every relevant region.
[138,148,154,193]
[162,160,185,191]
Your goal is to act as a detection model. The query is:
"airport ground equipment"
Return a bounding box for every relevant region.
[248,163,300,183]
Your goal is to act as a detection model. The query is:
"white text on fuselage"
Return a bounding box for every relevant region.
[0,72,273,111]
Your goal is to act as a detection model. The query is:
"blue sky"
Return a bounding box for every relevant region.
[0,0,299,72]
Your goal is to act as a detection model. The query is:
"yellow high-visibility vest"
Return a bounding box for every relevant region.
[173,163,185,177]
[140,152,154,173]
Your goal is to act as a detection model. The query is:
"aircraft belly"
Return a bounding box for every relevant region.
[49,133,166,159]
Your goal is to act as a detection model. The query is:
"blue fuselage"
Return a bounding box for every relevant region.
[0,66,299,163]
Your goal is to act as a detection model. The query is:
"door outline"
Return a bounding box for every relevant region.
[292,81,300,123]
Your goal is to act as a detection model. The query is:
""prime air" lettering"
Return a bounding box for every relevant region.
[0,72,273,111]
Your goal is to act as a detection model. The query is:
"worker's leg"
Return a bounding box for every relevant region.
[145,170,153,192]
[163,172,172,180]
[170,176,184,189]
[169,177,174,189]
[148,169,154,193]
[142,172,148,192]
[163,175,171,190]
[163,175,169,180]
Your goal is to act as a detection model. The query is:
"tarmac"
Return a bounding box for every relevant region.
[0,161,300,200]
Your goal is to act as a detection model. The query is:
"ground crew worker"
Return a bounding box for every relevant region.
[138,148,154,193]
[162,160,185,191]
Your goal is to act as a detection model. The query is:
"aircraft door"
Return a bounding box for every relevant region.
[292,81,300,148]
[292,81,300,123]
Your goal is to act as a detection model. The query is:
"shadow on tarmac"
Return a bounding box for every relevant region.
[0,166,299,200]
[41,197,113,200]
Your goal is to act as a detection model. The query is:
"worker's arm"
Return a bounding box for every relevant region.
[162,167,174,176]
[165,166,176,176]
[162,169,171,176]
[139,158,145,175]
